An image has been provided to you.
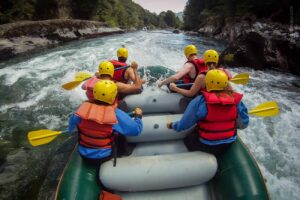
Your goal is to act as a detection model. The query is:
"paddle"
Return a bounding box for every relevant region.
[74,71,93,81]
[229,73,249,85]
[28,111,137,147]
[248,101,279,117]
[28,129,68,147]
[62,66,129,90]
[62,76,92,90]
[175,73,249,88]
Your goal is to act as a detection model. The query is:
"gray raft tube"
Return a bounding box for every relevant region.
[126,114,195,143]
[120,87,192,114]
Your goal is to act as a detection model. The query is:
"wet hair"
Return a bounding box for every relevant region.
[118,57,127,63]
[214,89,233,97]
[94,99,110,105]
[207,62,219,69]
[99,74,112,79]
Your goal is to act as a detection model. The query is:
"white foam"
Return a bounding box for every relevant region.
[37,114,63,130]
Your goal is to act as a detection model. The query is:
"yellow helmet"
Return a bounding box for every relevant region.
[98,61,114,78]
[184,45,197,58]
[117,48,128,59]
[93,80,118,104]
[204,49,219,65]
[205,69,228,92]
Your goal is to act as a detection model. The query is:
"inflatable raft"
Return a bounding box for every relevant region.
[55,87,270,200]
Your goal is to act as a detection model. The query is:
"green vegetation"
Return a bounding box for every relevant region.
[183,0,300,30]
[0,0,182,29]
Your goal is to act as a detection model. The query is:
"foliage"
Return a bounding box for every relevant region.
[71,0,99,20]
[34,0,60,20]
[0,0,182,29]
[0,0,36,24]
[183,0,299,30]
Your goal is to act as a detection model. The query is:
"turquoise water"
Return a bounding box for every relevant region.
[0,31,300,199]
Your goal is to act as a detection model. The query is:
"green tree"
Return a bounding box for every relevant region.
[71,0,99,20]
[0,0,36,24]
[34,0,59,20]
[164,10,176,27]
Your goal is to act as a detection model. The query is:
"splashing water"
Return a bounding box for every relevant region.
[0,31,299,200]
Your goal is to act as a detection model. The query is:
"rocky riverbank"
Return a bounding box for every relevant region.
[197,16,300,76]
[0,19,124,61]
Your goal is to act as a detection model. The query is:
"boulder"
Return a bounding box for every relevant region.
[220,24,300,75]
[197,16,300,76]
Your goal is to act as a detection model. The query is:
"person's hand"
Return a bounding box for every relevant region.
[157,80,163,88]
[166,122,173,129]
[134,107,142,116]
[131,61,138,70]
[169,83,177,91]
[95,71,100,78]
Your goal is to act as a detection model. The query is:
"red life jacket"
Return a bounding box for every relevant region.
[110,60,128,83]
[183,58,208,84]
[75,101,118,149]
[198,91,243,141]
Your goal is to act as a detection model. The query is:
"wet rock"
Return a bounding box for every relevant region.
[0,19,125,61]
[197,16,300,76]
[0,137,76,200]
[0,148,48,200]
[220,25,300,75]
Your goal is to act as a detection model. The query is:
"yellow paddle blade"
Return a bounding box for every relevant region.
[28,129,62,147]
[62,80,82,90]
[62,72,93,90]
[248,101,279,117]
[74,72,93,81]
[230,73,249,85]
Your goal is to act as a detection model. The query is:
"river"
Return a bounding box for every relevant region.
[0,31,299,200]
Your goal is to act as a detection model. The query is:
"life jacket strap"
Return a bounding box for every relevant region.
[198,127,236,133]
[80,131,114,139]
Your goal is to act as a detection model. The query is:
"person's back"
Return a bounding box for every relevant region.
[69,79,143,199]
[167,69,249,155]
[82,61,114,102]
[158,44,207,87]
[110,47,139,84]
[69,80,143,161]
[82,61,142,102]
[169,49,233,97]
[182,45,207,84]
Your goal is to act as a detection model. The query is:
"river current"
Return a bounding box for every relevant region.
[0,31,299,200]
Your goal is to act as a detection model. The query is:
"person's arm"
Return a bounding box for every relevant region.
[222,68,232,79]
[236,101,249,129]
[167,95,207,132]
[68,113,82,134]
[158,63,193,87]
[117,63,142,94]
[125,67,135,83]
[169,74,205,97]
[81,79,89,90]
[113,108,143,136]
[81,76,97,90]
[129,61,147,84]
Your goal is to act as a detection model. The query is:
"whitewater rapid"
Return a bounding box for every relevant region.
[0,31,299,200]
